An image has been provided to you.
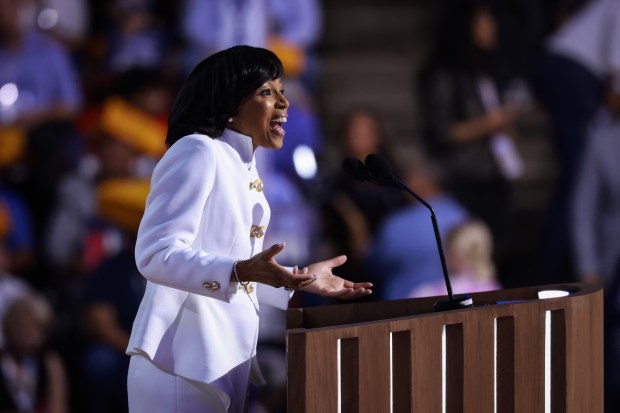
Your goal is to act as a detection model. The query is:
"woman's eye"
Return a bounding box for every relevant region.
[260,89,271,96]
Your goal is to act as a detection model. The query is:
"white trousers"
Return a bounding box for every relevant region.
[127,354,232,413]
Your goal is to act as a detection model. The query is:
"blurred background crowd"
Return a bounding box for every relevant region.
[1,0,619,411]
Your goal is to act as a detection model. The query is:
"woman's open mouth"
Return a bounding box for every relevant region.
[269,115,287,137]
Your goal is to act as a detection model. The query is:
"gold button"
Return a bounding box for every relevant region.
[238,282,255,294]
[250,225,265,238]
[202,281,220,291]
[249,179,264,192]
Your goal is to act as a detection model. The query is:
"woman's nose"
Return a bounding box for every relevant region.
[277,93,289,109]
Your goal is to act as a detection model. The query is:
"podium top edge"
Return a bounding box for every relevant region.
[286,282,602,331]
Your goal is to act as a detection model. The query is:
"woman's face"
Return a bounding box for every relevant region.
[344,112,381,159]
[229,78,289,151]
[4,303,47,356]
[471,8,497,52]
[99,138,137,178]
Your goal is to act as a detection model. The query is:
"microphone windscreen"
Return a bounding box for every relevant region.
[342,157,370,182]
[365,153,393,179]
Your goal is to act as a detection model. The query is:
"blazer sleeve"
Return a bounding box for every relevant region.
[135,138,236,301]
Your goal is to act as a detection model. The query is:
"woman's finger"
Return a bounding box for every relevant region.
[298,277,318,289]
[330,288,356,299]
[291,273,315,285]
[327,255,347,268]
[260,242,286,260]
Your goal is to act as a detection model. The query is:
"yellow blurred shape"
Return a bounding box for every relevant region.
[100,97,166,157]
[268,37,306,78]
[0,127,26,167]
[97,178,150,234]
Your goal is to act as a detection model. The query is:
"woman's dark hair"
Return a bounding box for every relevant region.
[166,45,283,146]
[425,0,492,73]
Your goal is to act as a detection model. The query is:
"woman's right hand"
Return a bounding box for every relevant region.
[451,104,519,143]
[486,105,519,132]
[235,242,316,289]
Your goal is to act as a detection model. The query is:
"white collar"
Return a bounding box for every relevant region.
[219,128,255,170]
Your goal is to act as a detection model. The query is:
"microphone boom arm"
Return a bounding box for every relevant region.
[394,179,454,300]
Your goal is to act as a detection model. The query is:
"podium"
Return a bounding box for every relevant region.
[286,283,603,412]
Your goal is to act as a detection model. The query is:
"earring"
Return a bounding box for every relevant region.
[228,117,234,123]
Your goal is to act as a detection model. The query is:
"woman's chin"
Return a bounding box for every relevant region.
[271,138,284,149]
[265,130,285,149]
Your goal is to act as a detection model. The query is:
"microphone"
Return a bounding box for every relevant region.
[363,153,473,311]
[342,157,398,188]
[342,157,372,182]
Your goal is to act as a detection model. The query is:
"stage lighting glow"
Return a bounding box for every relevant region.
[0,83,18,107]
[38,8,59,30]
[293,145,317,179]
[537,290,569,299]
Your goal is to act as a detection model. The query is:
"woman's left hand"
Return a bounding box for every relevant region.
[296,255,373,299]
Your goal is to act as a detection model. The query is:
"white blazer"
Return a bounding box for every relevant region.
[127,129,291,387]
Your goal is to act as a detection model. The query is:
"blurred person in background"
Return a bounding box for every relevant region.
[0,240,32,350]
[45,68,168,277]
[536,0,620,283]
[319,108,402,300]
[0,294,68,413]
[570,77,620,411]
[94,0,177,72]
[35,0,89,52]
[331,108,401,234]
[0,181,34,277]
[572,80,620,287]
[366,146,469,301]
[417,0,526,279]
[79,179,148,413]
[42,71,168,409]
[181,0,322,89]
[0,0,83,273]
[0,0,82,128]
[264,0,322,93]
[410,220,500,298]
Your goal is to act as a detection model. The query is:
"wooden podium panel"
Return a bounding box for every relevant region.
[286,283,603,413]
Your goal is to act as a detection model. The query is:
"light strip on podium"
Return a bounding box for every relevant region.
[389,332,393,413]
[494,318,497,413]
[441,325,446,413]
[336,339,341,413]
[545,311,551,413]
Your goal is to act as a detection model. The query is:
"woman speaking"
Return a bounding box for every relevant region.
[125,45,373,412]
